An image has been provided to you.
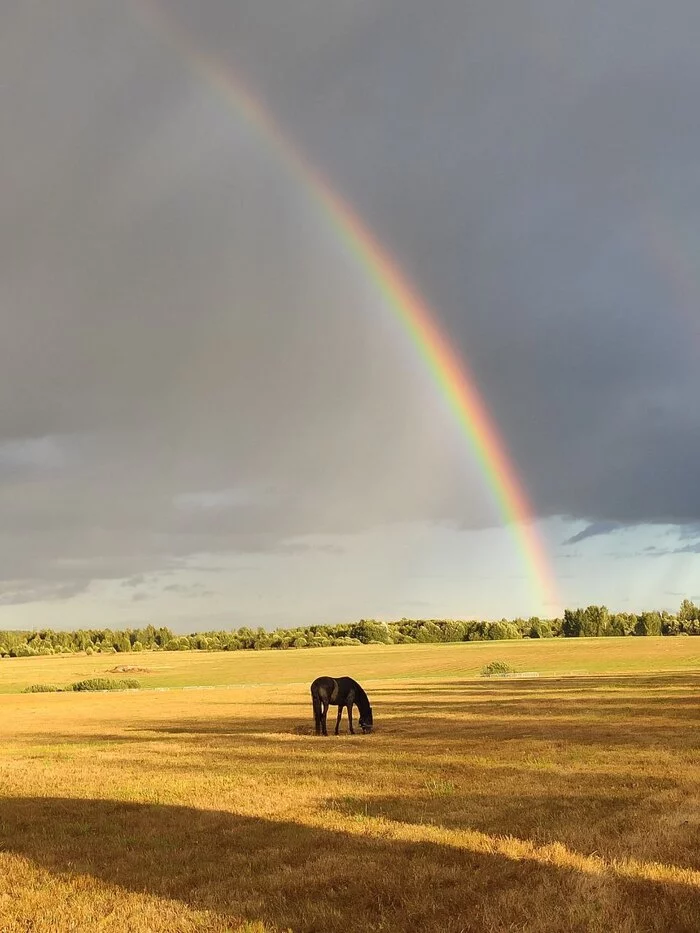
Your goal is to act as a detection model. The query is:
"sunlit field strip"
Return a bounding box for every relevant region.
[1,636,699,694]
[300,811,700,887]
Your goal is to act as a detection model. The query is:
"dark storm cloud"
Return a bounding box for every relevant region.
[2,0,700,599]
[563,522,622,546]
[0,580,88,607]
[162,0,700,526]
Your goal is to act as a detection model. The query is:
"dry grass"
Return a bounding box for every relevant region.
[0,642,698,931]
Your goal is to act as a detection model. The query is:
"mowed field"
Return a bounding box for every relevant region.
[0,640,698,932]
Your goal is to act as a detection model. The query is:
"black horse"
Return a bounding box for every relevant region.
[310,676,373,736]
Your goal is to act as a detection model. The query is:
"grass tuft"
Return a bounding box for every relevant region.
[480,660,516,676]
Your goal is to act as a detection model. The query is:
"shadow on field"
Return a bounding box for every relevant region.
[367,673,700,748]
[0,796,699,933]
[369,672,700,707]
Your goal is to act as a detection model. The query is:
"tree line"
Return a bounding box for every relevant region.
[1,599,699,657]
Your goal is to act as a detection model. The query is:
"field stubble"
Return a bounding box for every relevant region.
[0,641,698,932]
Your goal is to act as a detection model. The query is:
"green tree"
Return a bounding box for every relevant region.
[442,620,468,642]
[634,611,661,636]
[484,621,521,640]
[608,612,636,636]
[562,609,584,637]
[350,620,391,644]
[563,606,609,637]
[154,627,174,648]
[678,599,699,623]
[582,605,610,636]
[528,617,553,638]
[112,632,131,652]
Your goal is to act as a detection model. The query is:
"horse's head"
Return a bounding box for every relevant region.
[359,705,373,734]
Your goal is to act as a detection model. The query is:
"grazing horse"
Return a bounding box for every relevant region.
[310,676,373,736]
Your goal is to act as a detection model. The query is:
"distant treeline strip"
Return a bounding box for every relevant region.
[1,600,699,657]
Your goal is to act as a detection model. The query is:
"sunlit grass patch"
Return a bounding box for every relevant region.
[423,778,457,797]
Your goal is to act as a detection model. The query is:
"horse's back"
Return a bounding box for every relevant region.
[311,675,361,704]
[311,676,358,688]
[334,676,360,693]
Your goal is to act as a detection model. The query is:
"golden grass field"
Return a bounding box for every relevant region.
[0,639,698,932]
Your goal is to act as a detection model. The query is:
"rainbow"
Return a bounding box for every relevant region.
[133,0,559,613]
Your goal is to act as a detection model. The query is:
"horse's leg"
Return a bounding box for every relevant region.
[313,692,322,736]
[347,702,355,735]
[334,704,343,736]
[321,700,329,736]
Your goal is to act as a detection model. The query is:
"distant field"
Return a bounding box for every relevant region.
[0,640,698,931]
[1,636,699,694]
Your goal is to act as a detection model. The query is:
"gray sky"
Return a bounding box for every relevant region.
[1,0,699,630]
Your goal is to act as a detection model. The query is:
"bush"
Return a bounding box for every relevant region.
[11,645,38,657]
[70,678,140,692]
[350,620,392,644]
[165,638,191,651]
[23,683,63,693]
[481,660,516,677]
